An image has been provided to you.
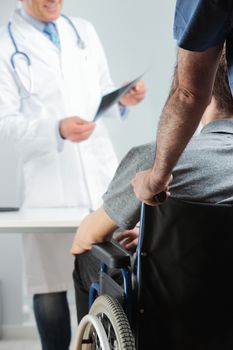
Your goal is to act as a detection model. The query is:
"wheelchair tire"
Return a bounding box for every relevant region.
[89,295,136,350]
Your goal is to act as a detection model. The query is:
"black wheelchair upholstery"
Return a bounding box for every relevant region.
[75,198,233,350]
[136,198,233,350]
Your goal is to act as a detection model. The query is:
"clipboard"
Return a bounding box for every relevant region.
[93,74,143,122]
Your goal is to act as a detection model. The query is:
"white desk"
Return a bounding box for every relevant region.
[0,207,90,233]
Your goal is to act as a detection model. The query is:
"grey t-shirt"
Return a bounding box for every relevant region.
[103,119,233,229]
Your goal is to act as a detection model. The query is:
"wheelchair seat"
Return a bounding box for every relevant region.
[74,198,233,350]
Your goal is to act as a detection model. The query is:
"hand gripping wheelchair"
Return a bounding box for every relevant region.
[74,198,233,350]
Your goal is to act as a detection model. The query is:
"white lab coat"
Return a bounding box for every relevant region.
[0,12,119,294]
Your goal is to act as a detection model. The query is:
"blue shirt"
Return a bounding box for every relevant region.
[173,0,233,92]
[19,8,59,43]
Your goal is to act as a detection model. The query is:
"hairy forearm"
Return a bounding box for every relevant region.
[131,46,223,204]
[71,207,118,254]
[153,87,208,178]
[153,46,223,178]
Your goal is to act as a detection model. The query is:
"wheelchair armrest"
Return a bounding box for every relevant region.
[91,240,131,269]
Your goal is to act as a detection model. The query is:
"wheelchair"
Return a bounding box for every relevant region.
[74,198,233,350]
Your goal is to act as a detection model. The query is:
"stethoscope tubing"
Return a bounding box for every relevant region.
[8,22,33,97]
[8,14,86,97]
[8,14,85,76]
[61,14,86,50]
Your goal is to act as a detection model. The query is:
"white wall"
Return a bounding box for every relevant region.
[0,0,177,332]
[0,1,16,25]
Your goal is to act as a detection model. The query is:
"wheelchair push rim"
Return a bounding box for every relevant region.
[74,313,111,350]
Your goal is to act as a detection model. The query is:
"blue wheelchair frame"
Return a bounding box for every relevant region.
[88,203,146,324]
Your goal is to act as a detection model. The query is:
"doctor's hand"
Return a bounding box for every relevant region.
[120,80,146,106]
[59,117,95,142]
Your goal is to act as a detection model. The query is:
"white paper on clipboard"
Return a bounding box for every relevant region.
[93,74,143,122]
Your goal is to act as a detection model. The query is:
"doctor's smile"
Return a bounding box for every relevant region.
[20,0,64,22]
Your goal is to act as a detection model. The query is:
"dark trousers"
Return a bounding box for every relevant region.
[73,252,101,322]
[73,251,122,322]
[33,291,71,350]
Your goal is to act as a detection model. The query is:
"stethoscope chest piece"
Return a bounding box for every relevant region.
[77,39,86,50]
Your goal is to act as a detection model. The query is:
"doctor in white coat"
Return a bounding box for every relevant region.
[0,0,146,349]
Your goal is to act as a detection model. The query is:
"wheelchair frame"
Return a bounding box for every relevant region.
[73,205,146,350]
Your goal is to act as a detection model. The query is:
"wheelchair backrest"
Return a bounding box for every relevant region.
[136,198,233,350]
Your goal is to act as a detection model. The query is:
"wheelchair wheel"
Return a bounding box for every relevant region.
[74,313,111,350]
[89,295,136,350]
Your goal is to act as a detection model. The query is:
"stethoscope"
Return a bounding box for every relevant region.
[8,14,86,98]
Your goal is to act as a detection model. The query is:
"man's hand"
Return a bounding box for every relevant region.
[70,231,90,256]
[120,80,146,106]
[59,116,95,142]
[71,226,139,256]
[131,168,172,206]
[116,227,139,252]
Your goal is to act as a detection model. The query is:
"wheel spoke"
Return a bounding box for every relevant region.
[97,313,119,350]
